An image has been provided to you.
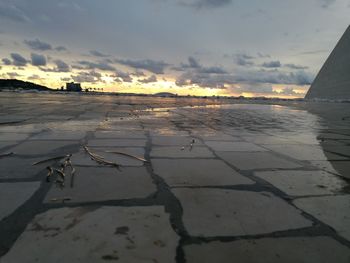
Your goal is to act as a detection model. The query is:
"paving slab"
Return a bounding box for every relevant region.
[216,152,301,170]
[242,135,299,145]
[0,182,40,221]
[0,157,44,179]
[185,237,350,263]
[152,159,254,186]
[309,160,341,175]
[318,132,350,140]
[152,136,202,146]
[94,130,146,139]
[7,141,77,155]
[1,206,179,263]
[263,144,341,161]
[150,130,189,136]
[294,195,350,241]
[329,161,350,179]
[151,146,214,158]
[44,167,156,203]
[205,141,267,152]
[325,146,350,157]
[196,133,242,141]
[71,147,145,167]
[0,133,30,141]
[0,124,44,133]
[255,170,346,196]
[88,139,146,147]
[30,131,86,140]
[0,141,18,149]
[173,188,311,236]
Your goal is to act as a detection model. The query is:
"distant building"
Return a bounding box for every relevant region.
[66,82,82,92]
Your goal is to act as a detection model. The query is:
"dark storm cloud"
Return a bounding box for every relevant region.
[182,56,201,68]
[2,58,11,65]
[116,59,169,74]
[55,59,70,72]
[236,69,313,85]
[90,50,108,57]
[234,53,255,67]
[114,70,133,83]
[174,56,200,71]
[176,68,314,88]
[40,59,70,72]
[139,75,157,83]
[24,39,52,51]
[31,53,47,66]
[261,61,282,68]
[284,63,308,70]
[71,71,101,83]
[174,56,227,74]
[0,2,30,23]
[78,60,115,71]
[10,53,28,66]
[178,0,232,9]
[55,46,68,52]
[198,66,227,74]
[132,70,146,77]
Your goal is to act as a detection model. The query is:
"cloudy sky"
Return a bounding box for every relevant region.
[0,0,349,97]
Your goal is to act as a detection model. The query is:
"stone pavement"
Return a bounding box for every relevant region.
[0,92,349,262]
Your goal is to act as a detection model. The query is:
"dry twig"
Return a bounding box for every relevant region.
[84,146,120,168]
[105,150,147,162]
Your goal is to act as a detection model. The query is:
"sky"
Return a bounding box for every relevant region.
[0,0,349,98]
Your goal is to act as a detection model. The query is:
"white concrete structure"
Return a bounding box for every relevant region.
[306,26,350,100]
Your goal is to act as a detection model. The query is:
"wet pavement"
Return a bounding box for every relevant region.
[0,92,349,262]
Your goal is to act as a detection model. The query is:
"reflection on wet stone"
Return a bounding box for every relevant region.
[0,93,349,261]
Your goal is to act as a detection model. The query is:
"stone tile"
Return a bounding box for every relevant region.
[0,124,44,134]
[263,144,338,161]
[0,182,40,221]
[44,167,156,203]
[318,132,350,140]
[185,237,350,263]
[279,133,321,145]
[152,159,254,186]
[324,146,350,157]
[152,136,203,146]
[242,135,298,145]
[330,161,350,179]
[88,139,146,147]
[151,146,214,158]
[2,206,179,263]
[205,141,267,152]
[173,189,311,236]
[217,152,301,170]
[0,141,18,149]
[71,147,145,167]
[255,170,346,196]
[94,130,146,139]
[8,141,77,155]
[150,130,189,136]
[294,195,350,241]
[0,157,44,179]
[309,160,340,175]
[197,133,242,141]
[0,133,30,141]
[31,131,86,140]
